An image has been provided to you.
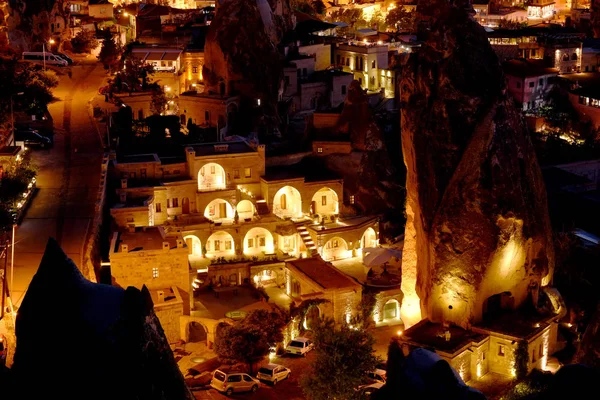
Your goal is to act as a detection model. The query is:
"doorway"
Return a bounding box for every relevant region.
[182,197,190,214]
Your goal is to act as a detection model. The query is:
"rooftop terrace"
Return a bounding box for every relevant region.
[402,320,488,355]
[287,257,361,291]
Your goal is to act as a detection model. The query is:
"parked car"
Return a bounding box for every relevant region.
[366,368,387,384]
[210,369,260,396]
[356,382,384,398]
[257,364,291,385]
[55,52,73,65]
[15,129,52,148]
[285,337,313,357]
[22,52,68,67]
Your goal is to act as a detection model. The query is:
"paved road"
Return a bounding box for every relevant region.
[10,61,106,307]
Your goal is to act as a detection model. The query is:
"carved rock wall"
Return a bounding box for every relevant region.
[400,0,554,329]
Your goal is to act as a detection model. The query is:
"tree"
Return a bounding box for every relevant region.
[214,308,288,374]
[514,340,529,379]
[98,32,121,72]
[111,53,155,93]
[150,88,168,116]
[70,29,99,54]
[312,0,326,15]
[326,8,366,35]
[300,318,379,400]
[385,4,415,32]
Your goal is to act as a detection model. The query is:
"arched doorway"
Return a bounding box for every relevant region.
[204,199,234,222]
[237,200,255,221]
[361,228,377,249]
[310,187,339,217]
[206,231,235,258]
[182,197,190,214]
[198,162,226,191]
[322,237,349,261]
[184,235,202,257]
[273,186,302,219]
[188,321,207,343]
[253,268,277,287]
[303,305,321,330]
[383,299,401,321]
[243,227,275,256]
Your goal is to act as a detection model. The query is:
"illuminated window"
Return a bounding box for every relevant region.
[280,193,287,209]
[244,167,251,178]
[225,240,232,250]
[259,236,266,247]
[322,195,327,206]
[247,238,254,248]
[350,195,355,204]
[333,239,338,248]
[152,268,159,278]
[214,240,220,251]
[498,344,505,357]
[317,147,323,153]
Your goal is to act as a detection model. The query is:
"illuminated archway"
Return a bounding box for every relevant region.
[184,235,202,257]
[273,186,302,219]
[204,199,234,222]
[198,162,226,191]
[361,228,377,249]
[303,305,321,330]
[243,227,275,256]
[206,231,235,258]
[236,200,255,221]
[321,236,349,261]
[310,187,339,216]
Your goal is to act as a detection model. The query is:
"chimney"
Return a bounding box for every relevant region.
[121,178,127,189]
[176,239,183,248]
[157,290,165,303]
[162,242,170,251]
[127,224,135,233]
[120,243,128,253]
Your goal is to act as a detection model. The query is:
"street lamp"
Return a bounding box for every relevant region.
[10,92,24,146]
[42,39,55,71]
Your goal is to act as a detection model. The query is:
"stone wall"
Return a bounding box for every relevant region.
[312,113,341,129]
[155,298,184,343]
[111,205,151,227]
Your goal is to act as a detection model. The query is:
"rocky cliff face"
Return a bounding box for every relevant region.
[325,80,406,236]
[400,0,554,328]
[3,0,70,52]
[202,0,293,125]
[7,238,193,400]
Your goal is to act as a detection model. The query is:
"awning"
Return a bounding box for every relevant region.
[162,52,181,61]
[146,52,165,62]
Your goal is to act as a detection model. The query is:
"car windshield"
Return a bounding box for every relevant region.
[289,341,304,347]
[213,371,226,381]
[258,367,273,375]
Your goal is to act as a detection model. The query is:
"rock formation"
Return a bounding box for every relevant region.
[325,80,406,236]
[400,0,554,329]
[3,0,70,52]
[6,238,193,400]
[202,0,293,125]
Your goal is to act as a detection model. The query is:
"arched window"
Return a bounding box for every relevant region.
[572,53,578,61]
[280,193,287,209]
[562,53,569,61]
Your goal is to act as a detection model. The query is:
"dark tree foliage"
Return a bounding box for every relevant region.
[300,318,379,400]
[385,3,416,32]
[98,31,121,72]
[515,340,529,379]
[214,308,288,374]
[70,29,99,54]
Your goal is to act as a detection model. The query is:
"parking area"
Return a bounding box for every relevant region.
[193,352,315,399]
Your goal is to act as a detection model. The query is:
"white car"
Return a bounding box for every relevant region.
[210,369,260,396]
[285,337,314,357]
[257,363,291,385]
[366,368,387,384]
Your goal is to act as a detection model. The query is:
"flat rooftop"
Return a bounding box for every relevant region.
[191,141,256,157]
[114,227,182,253]
[0,146,22,156]
[286,257,360,291]
[503,59,558,78]
[263,158,341,182]
[150,286,182,306]
[117,154,160,164]
[474,311,554,340]
[401,320,488,355]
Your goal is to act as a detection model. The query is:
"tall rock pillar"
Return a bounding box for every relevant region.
[399,0,554,329]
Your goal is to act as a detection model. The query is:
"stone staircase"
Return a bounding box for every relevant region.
[296,224,319,257]
[191,269,208,292]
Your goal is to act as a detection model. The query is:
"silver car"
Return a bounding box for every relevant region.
[257,364,291,385]
[210,369,260,396]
